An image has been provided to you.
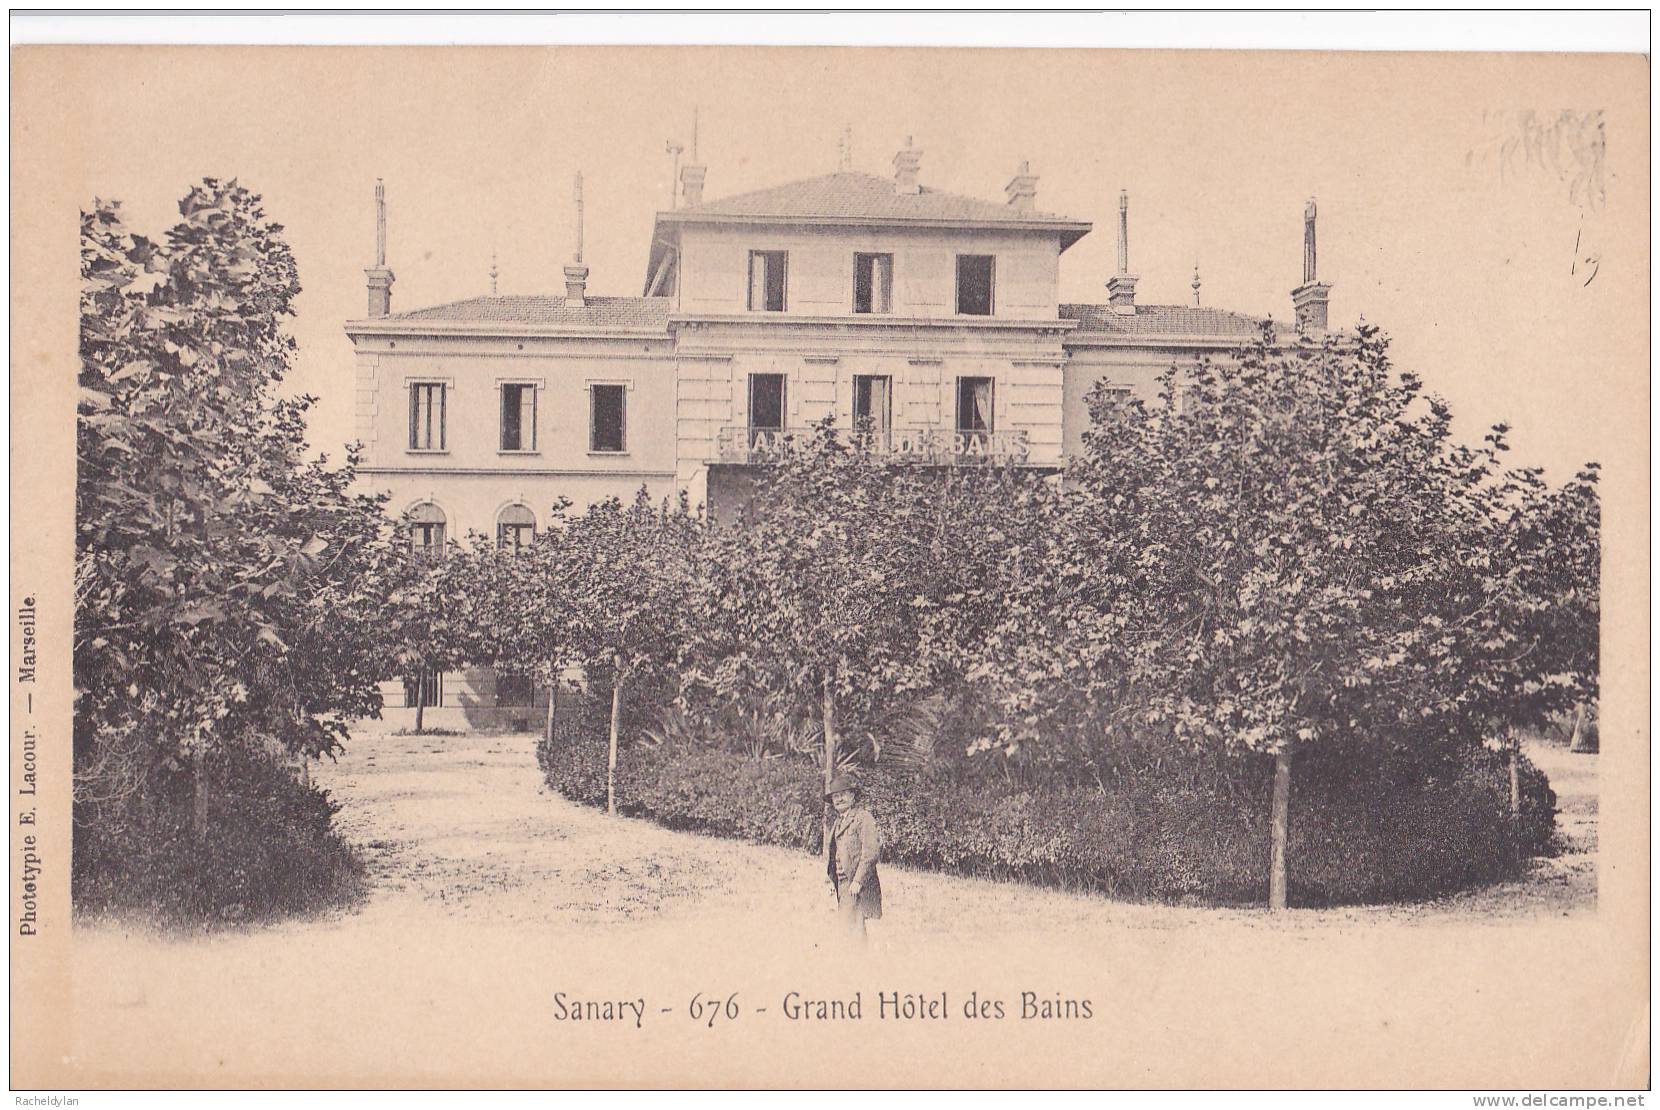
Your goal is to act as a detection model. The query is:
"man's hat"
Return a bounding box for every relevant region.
[823,774,860,800]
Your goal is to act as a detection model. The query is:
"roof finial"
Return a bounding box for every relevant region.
[840,124,853,171]
[374,178,386,269]
[489,250,498,296]
[1303,196,1318,284]
[691,105,699,163]
[573,172,585,264]
[1192,257,1202,307]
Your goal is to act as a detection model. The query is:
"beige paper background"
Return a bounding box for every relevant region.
[9,45,1649,1089]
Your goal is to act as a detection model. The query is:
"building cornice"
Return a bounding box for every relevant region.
[345,319,670,342]
[654,210,1092,243]
[360,465,676,479]
[669,313,1077,336]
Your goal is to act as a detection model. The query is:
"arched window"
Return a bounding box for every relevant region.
[496,503,536,553]
[409,502,446,559]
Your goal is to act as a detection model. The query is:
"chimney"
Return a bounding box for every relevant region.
[1291,197,1331,336]
[1104,189,1139,314]
[892,136,922,195]
[364,179,395,318]
[564,171,589,308]
[680,164,707,207]
[1005,160,1037,210]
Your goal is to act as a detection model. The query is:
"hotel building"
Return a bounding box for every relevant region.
[345,142,1333,727]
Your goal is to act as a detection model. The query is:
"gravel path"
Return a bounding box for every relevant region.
[63,724,1604,1088]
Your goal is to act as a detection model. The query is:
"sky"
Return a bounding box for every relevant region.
[44,45,1648,481]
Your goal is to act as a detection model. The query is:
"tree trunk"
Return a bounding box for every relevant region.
[1508,731,1522,818]
[1568,704,1591,753]
[544,664,559,747]
[607,657,624,817]
[414,692,426,736]
[821,673,838,862]
[1268,746,1292,911]
[190,747,209,842]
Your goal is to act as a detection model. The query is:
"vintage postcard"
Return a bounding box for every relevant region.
[10,36,1650,1091]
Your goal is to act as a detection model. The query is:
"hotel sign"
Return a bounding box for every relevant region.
[716,426,1031,465]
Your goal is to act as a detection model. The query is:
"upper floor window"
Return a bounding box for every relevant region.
[853,374,892,435]
[955,255,995,316]
[409,502,446,560]
[590,383,627,453]
[748,250,788,312]
[408,382,447,451]
[957,376,995,435]
[496,503,536,552]
[500,383,536,452]
[749,373,787,432]
[853,253,893,314]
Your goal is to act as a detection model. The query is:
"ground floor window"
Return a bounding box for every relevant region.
[496,503,536,552]
[495,673,534,707]
[404,669,443,708]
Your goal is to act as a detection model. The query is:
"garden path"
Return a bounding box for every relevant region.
[64,724,1612,1088]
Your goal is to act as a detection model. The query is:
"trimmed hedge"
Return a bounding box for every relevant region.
[73,743,364,925]
[540,723,1555,906]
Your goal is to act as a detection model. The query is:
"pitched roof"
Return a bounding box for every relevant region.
[1061,303,1276,340]
[661,171,1090,244]
[375,295,672,331]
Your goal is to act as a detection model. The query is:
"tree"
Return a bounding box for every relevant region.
[968,325,1601,908]
[557,490,702,814]
[76,181,397,841]
[444,501,580,744]
[680,422,1046,843]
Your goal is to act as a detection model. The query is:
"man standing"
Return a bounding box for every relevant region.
[825,774,883,940]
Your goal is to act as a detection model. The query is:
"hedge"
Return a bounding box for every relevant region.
[539,723,1555,907]
[73,742,364,925]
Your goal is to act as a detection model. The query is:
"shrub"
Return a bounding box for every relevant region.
[539,702,1555,906]
[73,742,363,925]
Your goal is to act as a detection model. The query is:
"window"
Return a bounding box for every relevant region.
[955,255,995,316]
[749,374,787,432]
[853,375,892,436]
[408,382,447,451]
[957,377,995,436]
[495,673,533,707]
[590,384,627,453]
[748,250,787,312]
[404,669,443,708]
[496,504,536,552]
[853,253,893,314]
[409,502,446,560]
[500,383,536,452]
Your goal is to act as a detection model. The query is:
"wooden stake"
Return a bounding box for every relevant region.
[822,673,838,861]
[607,658,623,817]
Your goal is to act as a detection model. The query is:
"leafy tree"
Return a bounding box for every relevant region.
[556,490,702,813]
[681,423,1049,841]
[968,326,1600,907]
[445,502,580,743]
[76,181,397,844]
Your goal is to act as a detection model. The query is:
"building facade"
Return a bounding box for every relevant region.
[345,147,1333,727]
